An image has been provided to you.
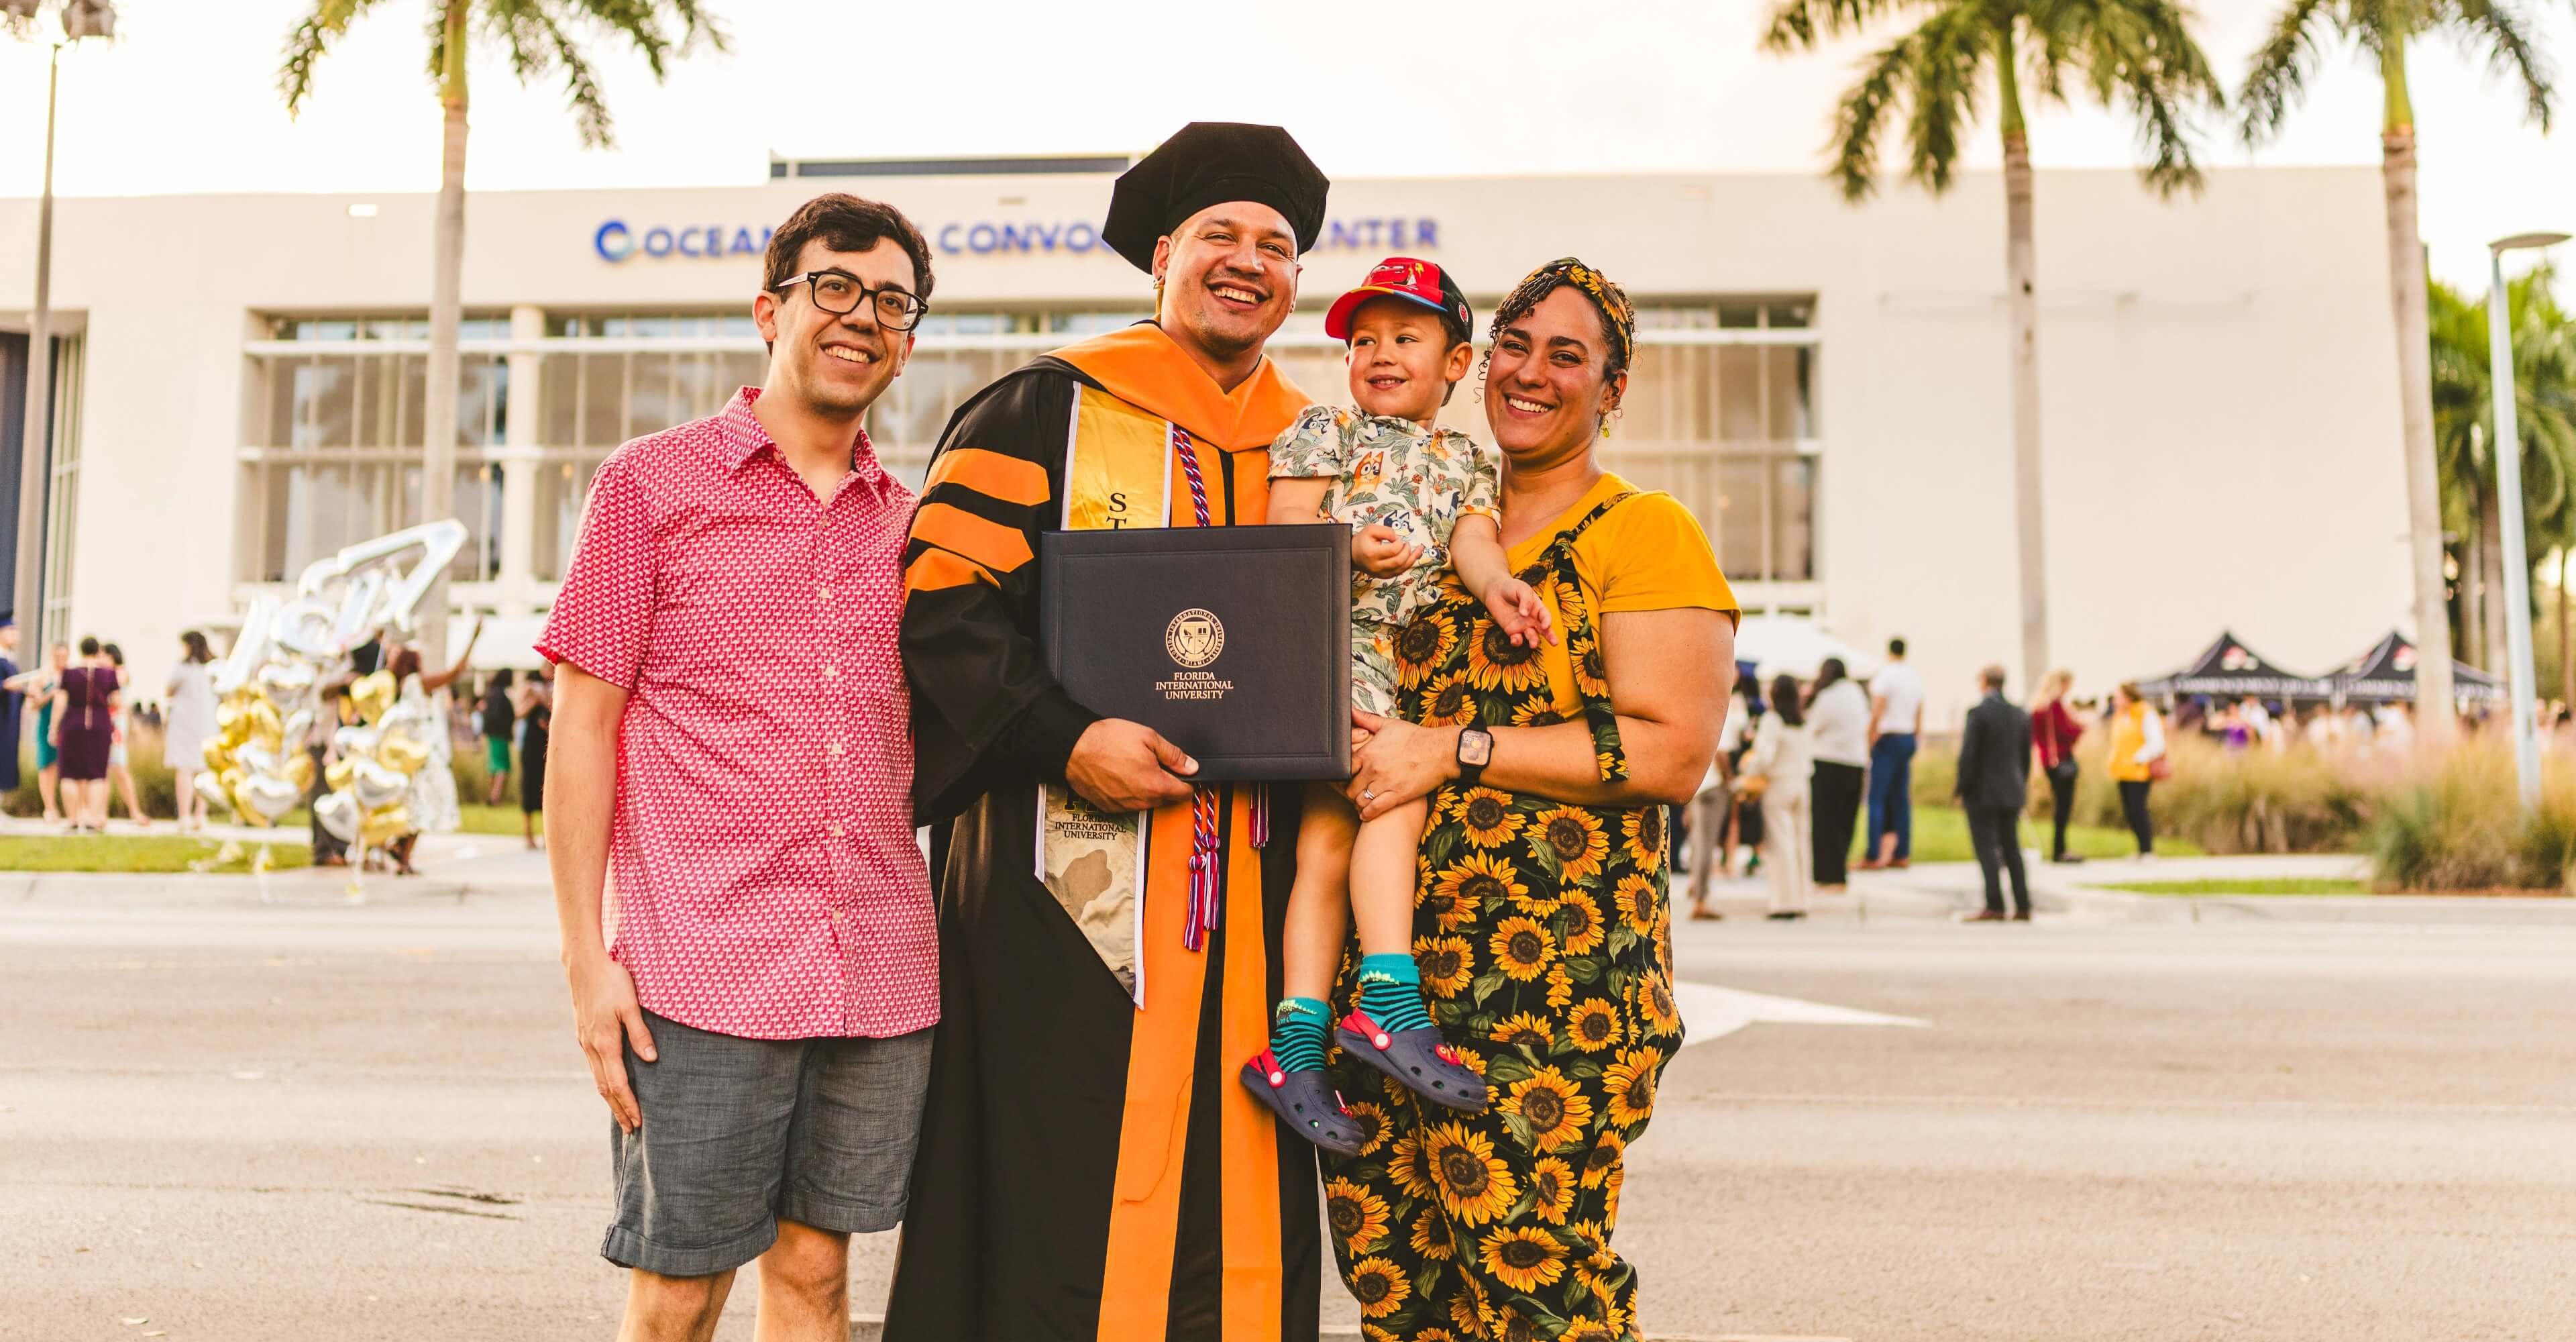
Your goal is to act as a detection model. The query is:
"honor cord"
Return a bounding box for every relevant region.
[1172,427,1222,951]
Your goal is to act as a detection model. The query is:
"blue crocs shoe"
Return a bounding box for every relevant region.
[1334,1010,1489,1113]
[1240,1048,1366,1155]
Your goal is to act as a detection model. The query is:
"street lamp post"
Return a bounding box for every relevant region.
[2486,229,2571,810]
[9,0,113,653]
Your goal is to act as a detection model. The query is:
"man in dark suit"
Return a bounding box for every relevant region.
[1955,664,2034,921]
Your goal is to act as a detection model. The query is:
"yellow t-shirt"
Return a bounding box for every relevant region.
[1505,472,1739,717]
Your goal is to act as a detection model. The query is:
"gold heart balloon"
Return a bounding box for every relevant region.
[217,695,252,747]
[324,757,357,793]
[246,699,284,751]
[203,737,234,774]
[376,730,431,776]
[281,752,316,793]
[358,804,411,848]
[349,671,396,726]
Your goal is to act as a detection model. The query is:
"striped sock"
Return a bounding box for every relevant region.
[1269,996,1331,1072]
[1356,953,1434,1033]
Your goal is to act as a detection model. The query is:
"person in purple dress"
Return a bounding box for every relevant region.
[50,637,119,832]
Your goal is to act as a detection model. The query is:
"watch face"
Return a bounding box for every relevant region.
[1459,729,1493,767]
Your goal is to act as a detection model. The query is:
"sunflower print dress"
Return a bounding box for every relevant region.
[1320,492,1688,1342]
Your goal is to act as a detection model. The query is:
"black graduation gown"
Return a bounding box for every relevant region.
[887,325,1322,1342]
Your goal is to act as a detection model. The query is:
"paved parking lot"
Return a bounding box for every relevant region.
[5,862,2571,1340]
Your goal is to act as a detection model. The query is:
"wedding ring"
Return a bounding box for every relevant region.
[1362,789,1377,801]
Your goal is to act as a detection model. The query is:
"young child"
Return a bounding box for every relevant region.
[1243,258,1552,1152]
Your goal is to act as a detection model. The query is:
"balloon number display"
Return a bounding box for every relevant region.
[198,521,466,855]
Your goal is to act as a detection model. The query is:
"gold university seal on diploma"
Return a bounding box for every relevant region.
[1165,609,1224,668]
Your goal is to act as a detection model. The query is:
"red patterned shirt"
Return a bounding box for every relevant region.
[537,387,936,1040]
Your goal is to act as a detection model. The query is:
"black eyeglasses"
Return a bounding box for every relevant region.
[775,270,928,331]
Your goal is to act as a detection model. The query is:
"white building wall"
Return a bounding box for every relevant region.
[0,166,2409,727]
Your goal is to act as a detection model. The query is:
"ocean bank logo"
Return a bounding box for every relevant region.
[595,219,775,263]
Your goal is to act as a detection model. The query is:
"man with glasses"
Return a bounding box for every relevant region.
[539,193,938,1342]
[888,122,1330,1341]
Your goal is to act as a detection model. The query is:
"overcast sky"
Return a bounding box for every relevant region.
[5,0,2573,286]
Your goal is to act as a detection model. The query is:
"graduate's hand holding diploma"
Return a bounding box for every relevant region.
[1068,717,1200,813]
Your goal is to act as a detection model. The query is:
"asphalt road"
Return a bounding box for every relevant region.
[4,868,2571,1341]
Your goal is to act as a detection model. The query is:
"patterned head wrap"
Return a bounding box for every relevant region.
[1489,256,1636,373]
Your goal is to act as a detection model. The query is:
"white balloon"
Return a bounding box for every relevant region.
[213,596,278,697]
[348,758,408,810]
[313,788,363,843]
[193,769,232,815]
[235,772,301,825]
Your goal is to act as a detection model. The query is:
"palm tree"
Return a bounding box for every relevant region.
[2428,267,2576,678]
[279,1,723,669]
[1763,0,2222,693]
[2239,1,2555,742]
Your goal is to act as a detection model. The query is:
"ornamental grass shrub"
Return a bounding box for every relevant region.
[1913,731,2378,855]
[2367,745,2576,893]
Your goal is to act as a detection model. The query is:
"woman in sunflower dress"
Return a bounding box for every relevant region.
[1320,260,1739,1342]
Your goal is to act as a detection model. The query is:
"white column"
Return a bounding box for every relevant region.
[496,303,543,619]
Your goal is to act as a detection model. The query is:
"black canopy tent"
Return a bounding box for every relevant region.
[2135,631,2333,701]
[2328,631,2507,704]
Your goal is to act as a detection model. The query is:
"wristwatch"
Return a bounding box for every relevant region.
[1455,727,1494,786]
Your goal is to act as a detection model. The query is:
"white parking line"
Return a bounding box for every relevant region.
[1673,981,1930,1046]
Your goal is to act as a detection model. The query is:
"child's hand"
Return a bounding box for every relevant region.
[1481,576,1557,648]
[1353,524,1424,578]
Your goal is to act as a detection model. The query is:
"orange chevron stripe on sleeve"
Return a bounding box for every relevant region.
[903,546,996,597]
[923,447,1051,507]
[912,502,1035,575]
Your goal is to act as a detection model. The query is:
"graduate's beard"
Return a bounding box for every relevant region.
[1166,278,1285,368]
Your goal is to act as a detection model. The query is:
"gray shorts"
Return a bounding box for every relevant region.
[602,1010,933,1278]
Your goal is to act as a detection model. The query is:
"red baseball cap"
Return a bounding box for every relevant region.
[1324,256,1473,343]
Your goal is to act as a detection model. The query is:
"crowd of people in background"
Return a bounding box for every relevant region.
[0,623,166,834]
[1680,636,2186,921]
[0,615,552,869]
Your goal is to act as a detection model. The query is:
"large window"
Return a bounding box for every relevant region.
[1615,301,1818,586]
[41,333,85,643]
[239,316,511,584]
[1268,299,1821,588]
[237,298,1820,611]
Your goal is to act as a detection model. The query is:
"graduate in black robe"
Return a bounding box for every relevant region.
[888,124,1334,1342]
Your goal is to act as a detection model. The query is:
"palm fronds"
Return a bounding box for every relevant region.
[280,0,727,140]
[1764,0,2223,197]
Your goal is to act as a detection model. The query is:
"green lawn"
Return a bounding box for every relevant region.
[1896,804,2204,865]
[2086,877,2364,897]
[0,834,315,874]
[459,803,535,835]
[276,802,534,838]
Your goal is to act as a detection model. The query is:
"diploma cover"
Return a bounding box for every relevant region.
[1040,524,1351,782]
